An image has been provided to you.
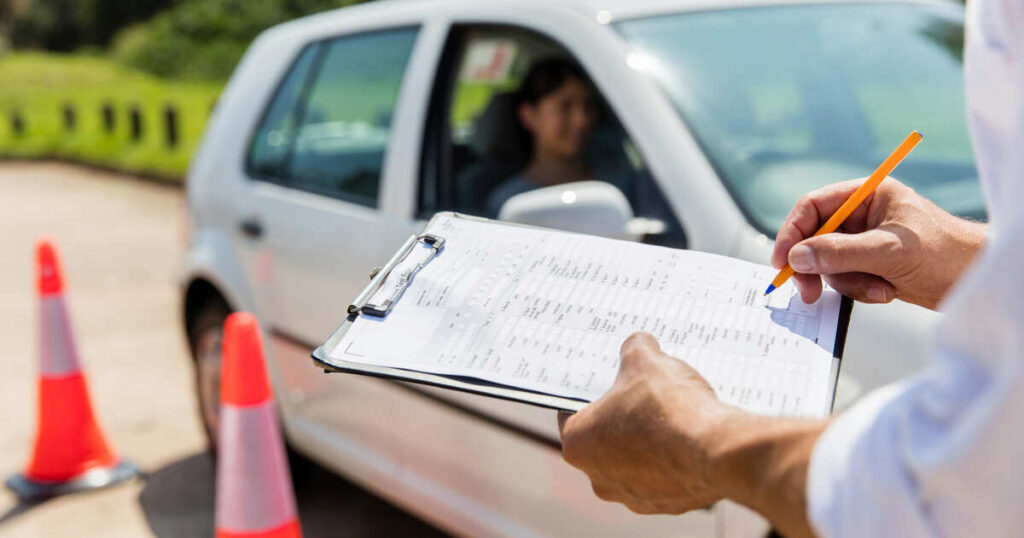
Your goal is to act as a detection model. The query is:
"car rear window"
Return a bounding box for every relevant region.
[247,27,419,207]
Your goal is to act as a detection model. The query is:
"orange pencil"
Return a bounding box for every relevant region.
[765,131,923,296]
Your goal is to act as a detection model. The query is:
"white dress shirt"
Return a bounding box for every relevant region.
[806,0,1024,535]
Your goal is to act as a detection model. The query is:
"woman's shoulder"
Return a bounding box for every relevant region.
[486,175,538,217]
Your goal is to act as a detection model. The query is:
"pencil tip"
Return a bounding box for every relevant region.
[764,284,776,296]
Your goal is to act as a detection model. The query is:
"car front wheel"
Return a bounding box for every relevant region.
[187,300,230,455]
[185,299,314,481]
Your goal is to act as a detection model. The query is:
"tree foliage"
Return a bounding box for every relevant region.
[111,0,368,80]
[8,0,176,51]
[4,0,370,80]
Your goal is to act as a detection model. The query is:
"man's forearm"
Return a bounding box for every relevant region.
[702,409,829,537]
[945,217,987,285]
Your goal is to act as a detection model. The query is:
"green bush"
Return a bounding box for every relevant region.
[7,0,174,51]
[113,0,366,81]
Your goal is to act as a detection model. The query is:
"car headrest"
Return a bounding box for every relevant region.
[468,91,527,165]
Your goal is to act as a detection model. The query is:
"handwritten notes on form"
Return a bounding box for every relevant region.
[327,214,844,417]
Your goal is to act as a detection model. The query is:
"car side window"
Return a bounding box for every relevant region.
[287,28,418,206]
[248,44,320,180]
[247,27,419,207]
[420,26,687,248]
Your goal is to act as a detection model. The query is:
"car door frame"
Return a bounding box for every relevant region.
[401,1,756,255]
[417,21,691,249]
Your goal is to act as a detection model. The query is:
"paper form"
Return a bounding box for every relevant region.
[328,214,844,417]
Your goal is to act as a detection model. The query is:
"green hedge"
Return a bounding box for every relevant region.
[0,52,222,180]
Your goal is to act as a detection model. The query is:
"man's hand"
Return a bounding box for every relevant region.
[772,178,986,310]
[559,332,827,538]
[558,332,727,514]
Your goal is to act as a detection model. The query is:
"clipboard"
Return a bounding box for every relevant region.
[311,212,854,414]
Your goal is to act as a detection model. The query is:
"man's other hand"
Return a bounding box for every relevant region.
[771,178,986,310]
[559,332,827,538]
[557,332,728,514]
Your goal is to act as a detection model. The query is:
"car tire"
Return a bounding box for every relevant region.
[185,298,316,485]
[186,299,231,457]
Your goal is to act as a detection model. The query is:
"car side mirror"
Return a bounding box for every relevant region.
[497,181,664,240]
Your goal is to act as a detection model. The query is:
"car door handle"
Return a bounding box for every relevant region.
[239,217,264,239]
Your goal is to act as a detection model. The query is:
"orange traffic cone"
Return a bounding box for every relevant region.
[6,240,140,501]
[215,313,301,538]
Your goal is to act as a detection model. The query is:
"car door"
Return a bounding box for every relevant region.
[236,26,423,458]
[388,21,726,536]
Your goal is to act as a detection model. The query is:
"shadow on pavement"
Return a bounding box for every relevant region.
[0,498,42,527]
[137,453,215,537]
[138,451,449,538]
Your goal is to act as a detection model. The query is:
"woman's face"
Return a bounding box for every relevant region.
[519,77,597,159]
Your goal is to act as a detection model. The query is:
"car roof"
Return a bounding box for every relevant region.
[605,0,956,19]
[374,0,959,23]
[265,0,960,45]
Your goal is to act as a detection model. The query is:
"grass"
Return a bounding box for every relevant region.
[0,52,223,180]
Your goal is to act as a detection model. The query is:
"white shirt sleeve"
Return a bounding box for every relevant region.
[806,0,1024,535]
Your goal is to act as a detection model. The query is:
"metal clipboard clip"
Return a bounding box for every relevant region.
[347,233,446,318]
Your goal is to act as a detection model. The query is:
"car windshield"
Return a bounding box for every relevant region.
[616,3,984,234]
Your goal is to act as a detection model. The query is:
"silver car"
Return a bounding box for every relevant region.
[181,0,982,535]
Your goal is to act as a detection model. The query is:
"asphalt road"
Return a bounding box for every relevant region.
[0,162,446,538]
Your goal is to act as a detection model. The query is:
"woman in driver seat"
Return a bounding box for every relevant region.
[486,58,600,217]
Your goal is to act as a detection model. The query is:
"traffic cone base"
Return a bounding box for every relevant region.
[217,520,302,538]
[6,460,140,502]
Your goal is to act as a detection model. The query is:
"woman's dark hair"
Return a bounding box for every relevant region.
[517,58,590,106]
[512,58,593,162]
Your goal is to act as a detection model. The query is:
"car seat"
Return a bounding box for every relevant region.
[454,91,528,214]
